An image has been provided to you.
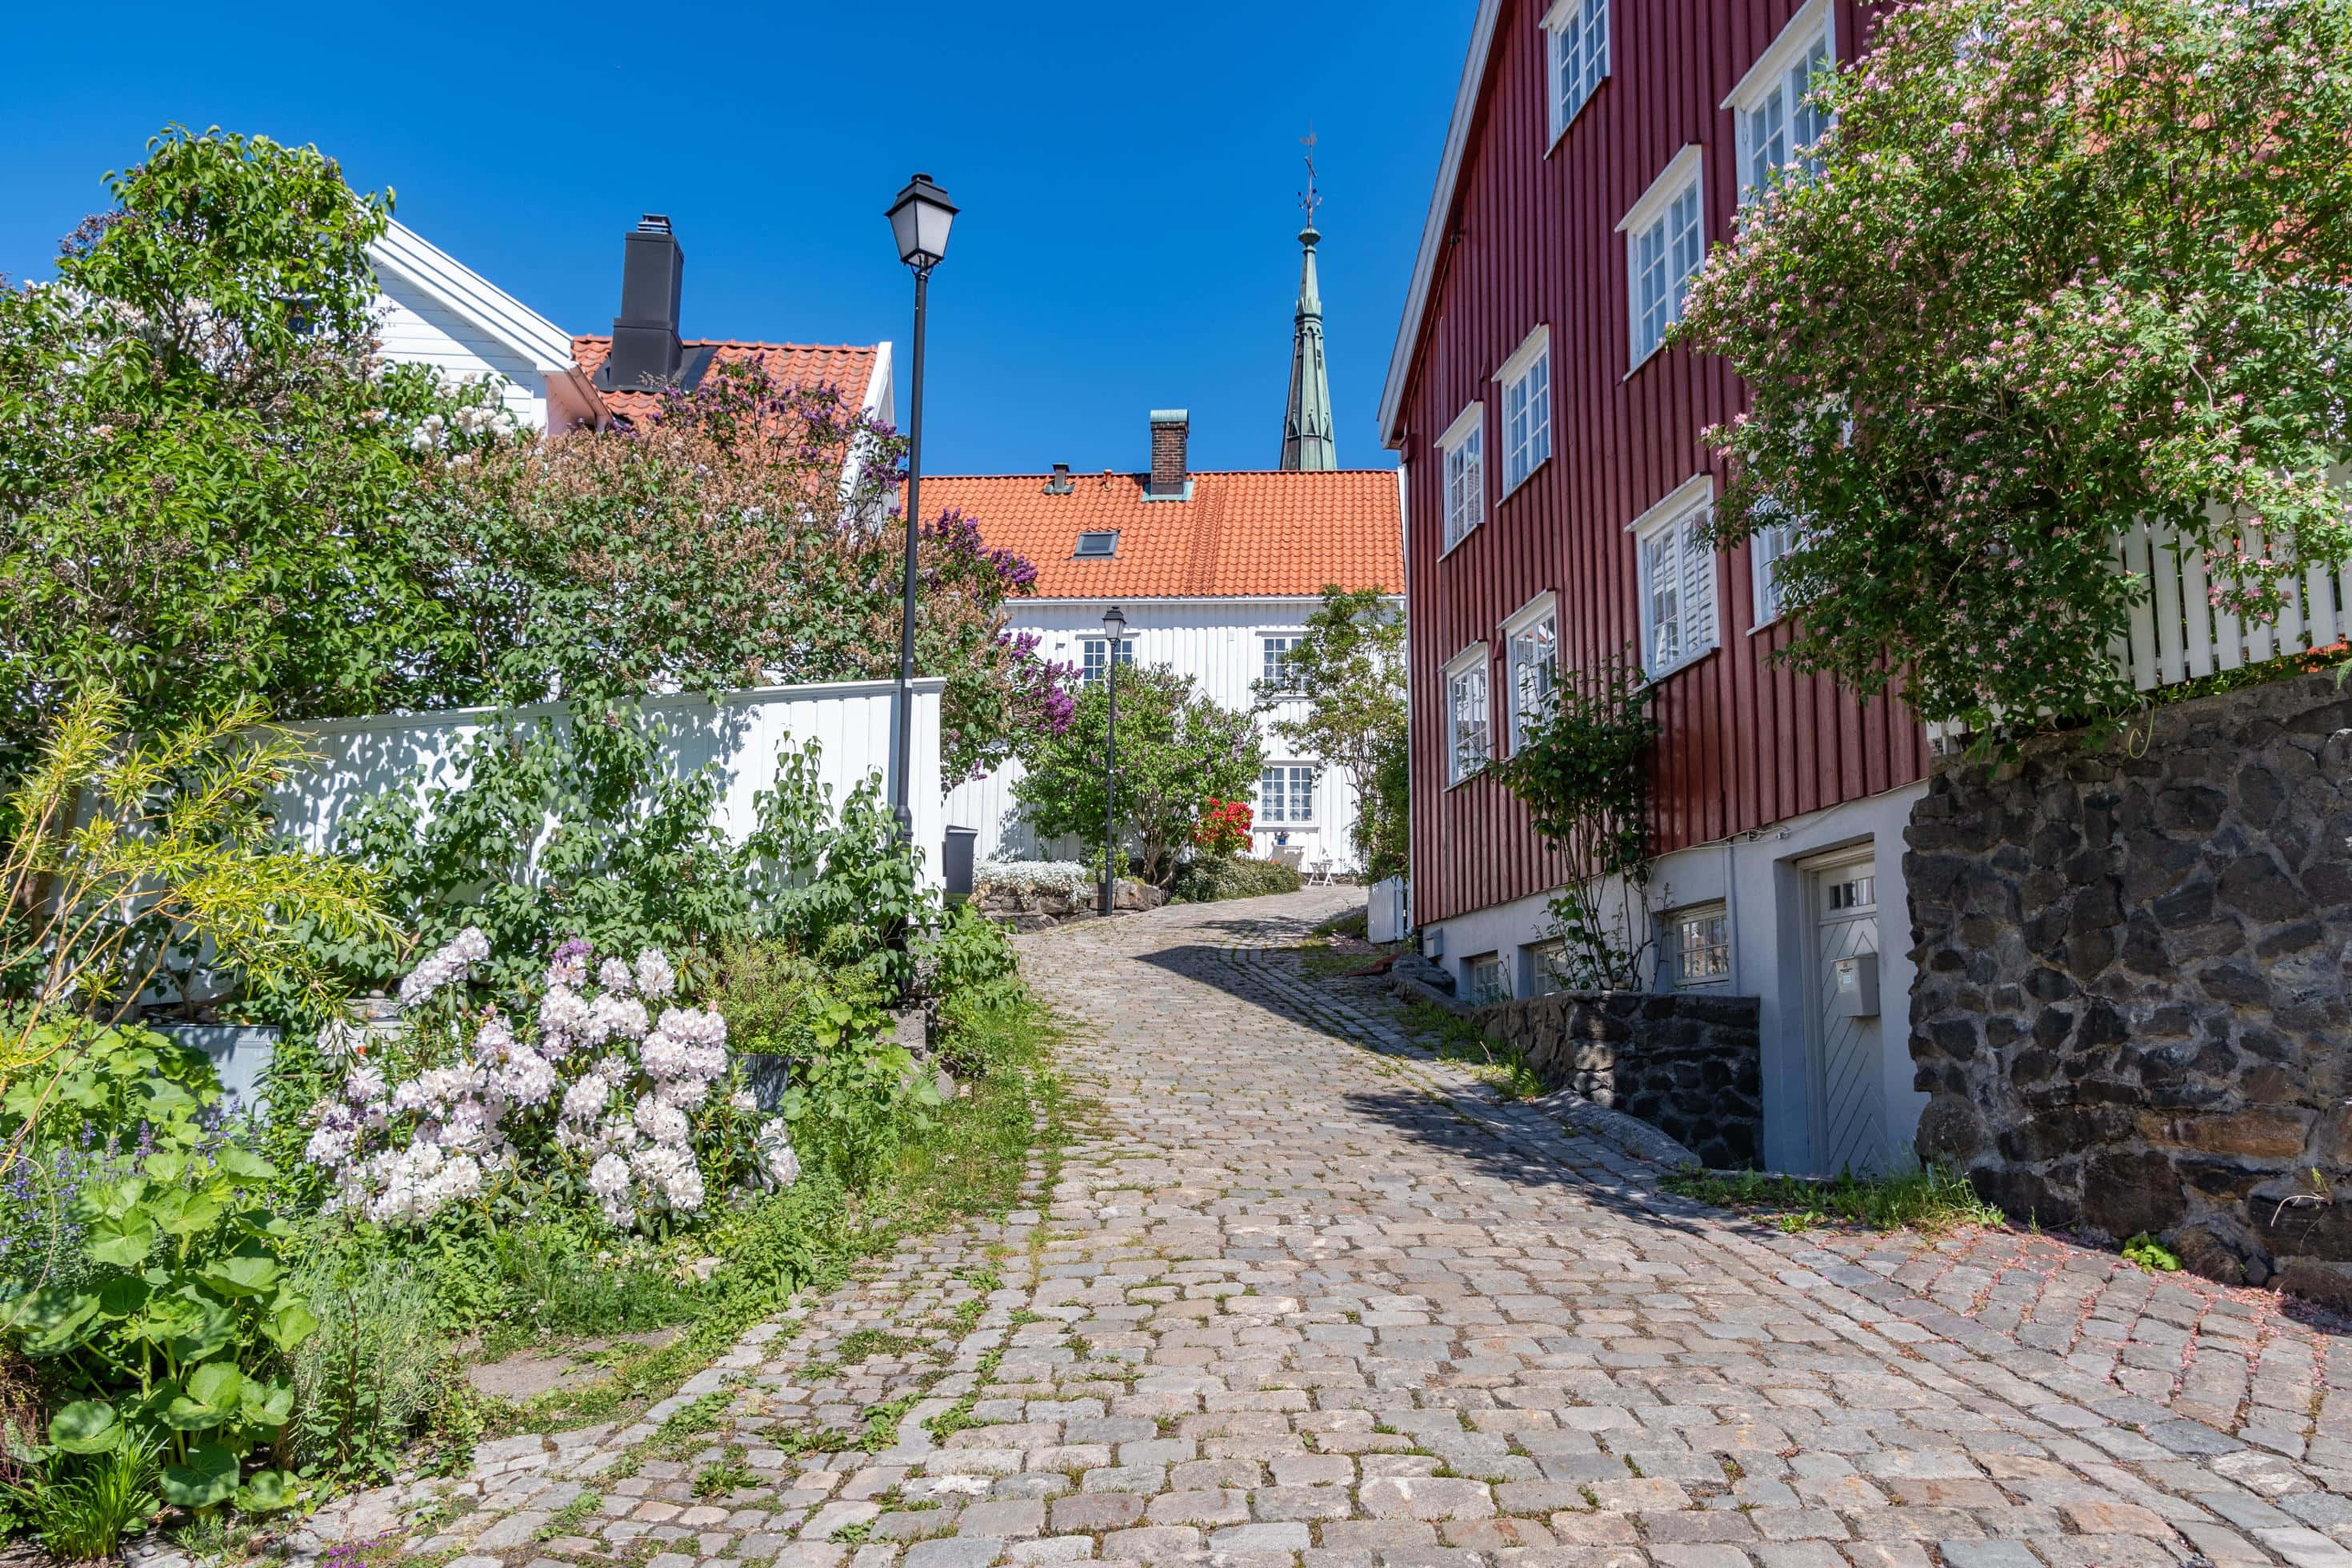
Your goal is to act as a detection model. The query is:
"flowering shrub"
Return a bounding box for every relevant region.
[1677,0,2352,728]
[1193,798,1254,858]
[304,930,800,1234]
[972,861,1098,897]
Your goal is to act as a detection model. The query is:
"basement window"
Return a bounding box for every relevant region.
[1074,531,1119,558]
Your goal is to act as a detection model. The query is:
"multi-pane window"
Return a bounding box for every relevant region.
[1751,507,1800,627]
[1442,406,1485,550]
[1543,0,1610,142]
[1446,654,1490,783]
[1630,174,1705,367]
[1636,494,1718,678]
[1262,635,1300,690]
[1499,334,1552,495]
[1736,26,1834,201]
[1827,873,1876,912]
[1668,905,1731,988]
[1463,953,1509,1006]
[1258,765,1318,826]
[1079,638,1135,686]
[1506,606,1558,753]
[1526,939,1569,997]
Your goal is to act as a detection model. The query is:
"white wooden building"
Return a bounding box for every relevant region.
[929,411,1404,873]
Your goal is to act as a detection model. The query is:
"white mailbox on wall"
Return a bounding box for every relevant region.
[1832,954,1882,1018]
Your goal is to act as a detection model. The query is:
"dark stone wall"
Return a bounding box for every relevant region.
[1906,674,2352,1308]
[1475,991,1763,1168]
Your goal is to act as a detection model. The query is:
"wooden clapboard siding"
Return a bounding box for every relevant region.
[1393,0,1928,927]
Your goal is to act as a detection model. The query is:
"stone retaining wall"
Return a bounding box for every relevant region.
[974,879,1166,931]
[1906,673,2352,1307]
[1474,991,1764,1169]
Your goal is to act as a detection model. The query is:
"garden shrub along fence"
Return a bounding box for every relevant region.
[2114,510,2352,692]
[268,678,950,887]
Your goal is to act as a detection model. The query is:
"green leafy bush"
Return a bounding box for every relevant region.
[913,906,1022,1012]
[1168,856,1301,904]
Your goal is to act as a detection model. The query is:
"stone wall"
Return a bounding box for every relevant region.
[974,878,1166,931]
[1906,673,2352,1307]
[1475,991,1763,1169]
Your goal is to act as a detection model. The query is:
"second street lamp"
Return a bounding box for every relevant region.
[1098,605,1127,918]
[884,173,958,842]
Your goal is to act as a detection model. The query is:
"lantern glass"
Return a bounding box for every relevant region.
[1102,606,1127,640]
[888,174,958,269]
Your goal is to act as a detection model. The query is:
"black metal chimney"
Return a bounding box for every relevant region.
[599,214,684,390]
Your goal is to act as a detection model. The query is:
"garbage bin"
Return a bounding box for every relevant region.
[943,826,979,905]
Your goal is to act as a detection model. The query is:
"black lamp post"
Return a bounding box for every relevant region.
[1098,606,1127,918]
[884,173,958,842]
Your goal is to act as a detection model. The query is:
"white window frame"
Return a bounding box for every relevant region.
[1750,506,1800,630]
[1542,0,1610,146]
[1444,642,1492,786]
[1494,326,1553,499]
[1725,0,1837,206]
[1501,591,1558,755]
[1618,146,1706,373]
[1462,952,1509,1006]
[1259,631,1306,692]
[1666,902,1731,989]
[1257,762,1320,827]
[1439,402,1486,553]
[1627,474,1719,680]
[1079,637,1136,686]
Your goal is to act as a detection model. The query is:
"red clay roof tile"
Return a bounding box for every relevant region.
[922,469,1403,600]
[572,336,881,425]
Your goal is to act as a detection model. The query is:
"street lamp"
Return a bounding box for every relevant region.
[884,173,958,842]
[1098,606,1127,918]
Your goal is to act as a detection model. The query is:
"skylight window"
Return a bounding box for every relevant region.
[1074,531,1119,558]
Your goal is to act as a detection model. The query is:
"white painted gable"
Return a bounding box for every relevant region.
[368,220,602,432]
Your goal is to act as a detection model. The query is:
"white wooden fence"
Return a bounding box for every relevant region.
[268,678,948,887]
[2113,519,2352,691]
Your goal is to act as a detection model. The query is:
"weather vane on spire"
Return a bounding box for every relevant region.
[1299,128,1322,231]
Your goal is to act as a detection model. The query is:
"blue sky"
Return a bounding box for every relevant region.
[0,2,1470,476]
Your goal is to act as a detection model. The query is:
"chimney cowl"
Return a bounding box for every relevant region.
[1146,410,1190,500]
[1043,462,1074,495]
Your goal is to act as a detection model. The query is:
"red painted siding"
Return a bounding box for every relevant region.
[1397,0,1927,926]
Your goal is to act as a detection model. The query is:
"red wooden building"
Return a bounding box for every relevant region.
[1378,0,1930,1174]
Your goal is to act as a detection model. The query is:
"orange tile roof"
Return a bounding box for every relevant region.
[921,469,1403,600]
[572,336,881,424]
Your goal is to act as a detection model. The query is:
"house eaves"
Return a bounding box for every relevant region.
[369,219,580,377]
[1377,0,1505,450]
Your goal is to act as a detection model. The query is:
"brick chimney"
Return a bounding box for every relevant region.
[1148,410,1190,498]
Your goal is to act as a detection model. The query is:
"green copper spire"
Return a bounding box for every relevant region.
[1282,150,1339,471]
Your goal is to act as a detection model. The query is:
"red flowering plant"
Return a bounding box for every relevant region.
[1193,798,1254,858]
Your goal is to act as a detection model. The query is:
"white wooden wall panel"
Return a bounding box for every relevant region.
[374,286,550,429]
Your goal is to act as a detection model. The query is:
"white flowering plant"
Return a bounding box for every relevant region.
[303,930,801,1234]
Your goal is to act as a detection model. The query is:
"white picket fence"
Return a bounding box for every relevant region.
[268,678,949,888]
[2113,518,2352,691]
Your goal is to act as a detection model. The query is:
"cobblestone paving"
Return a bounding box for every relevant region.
[306,890,2352,1568]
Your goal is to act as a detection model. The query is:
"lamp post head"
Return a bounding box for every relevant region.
[887,174,958,271]
[1102,606,1128,640]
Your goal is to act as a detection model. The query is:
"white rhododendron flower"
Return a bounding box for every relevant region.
[634,948,677,999]
[397,926,491,1010]
[588,993,649,1045]
[597,956,635,994]
[343,1064,386,1105]
[633,1094,690,1147]
[756,1121,801,1189]
[560,1074,610,1124]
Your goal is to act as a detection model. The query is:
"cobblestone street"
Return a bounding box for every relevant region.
[315,890,2352,1568]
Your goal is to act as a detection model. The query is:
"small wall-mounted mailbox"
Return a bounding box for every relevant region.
[1423,926,1445,959]
[1832,954,1881,1018]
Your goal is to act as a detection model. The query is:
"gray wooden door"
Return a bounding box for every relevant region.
[1808,857,1886,1175]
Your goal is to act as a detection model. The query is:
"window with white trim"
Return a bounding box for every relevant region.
[1542,0,1610,142]
[1262,634,1301,690]
[1496,327,1552,496]
[1622,150,1706,370]
[1666,903,1730,988]
[1503,598,1558,754]
[1463,952,1509,1006]
[1729,0,1835,202]
[1634,485,1718,678]
[1445,647,1491,783]
[1258,764,1318,826]
[1440,404,1486,550]
[1079,638,1134,686]
[1750,506,1800,627]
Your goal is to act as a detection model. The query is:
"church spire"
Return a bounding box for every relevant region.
[1281,138,1339,472]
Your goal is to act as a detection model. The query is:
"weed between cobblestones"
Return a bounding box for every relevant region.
[535,1490,601,1538]
[1664,1162,2008,1234]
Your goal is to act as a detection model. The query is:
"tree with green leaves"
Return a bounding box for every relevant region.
[0,126,498,777]
[1014,666,1264,888]
[1256,586,1408,881]
[1678,0,2352,729]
